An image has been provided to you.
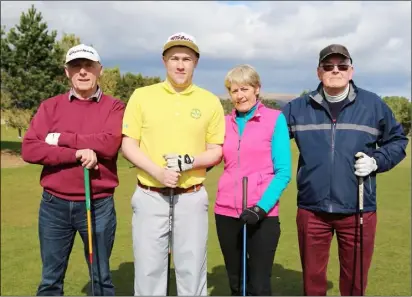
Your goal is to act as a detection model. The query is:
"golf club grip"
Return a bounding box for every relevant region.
[242,177,248,210]
[167,188,174,296]
[358,177,364,212]
[168,188,174,250]
[84,167,91,207]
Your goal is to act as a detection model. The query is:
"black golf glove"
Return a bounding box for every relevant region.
[240,205,267,225]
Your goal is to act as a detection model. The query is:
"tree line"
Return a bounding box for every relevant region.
[0,5,162,133]
[1,5,409,136]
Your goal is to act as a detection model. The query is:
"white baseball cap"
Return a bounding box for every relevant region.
[163,32,200,57]
[65,44,101,64]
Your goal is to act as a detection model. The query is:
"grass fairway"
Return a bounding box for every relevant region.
[1,126,410,296]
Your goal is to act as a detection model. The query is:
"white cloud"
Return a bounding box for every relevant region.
[1,1,411,97]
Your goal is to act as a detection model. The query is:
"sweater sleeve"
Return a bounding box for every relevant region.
[257,113,292,212]
[21,102,78,166]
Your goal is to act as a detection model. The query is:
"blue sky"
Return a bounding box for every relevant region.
[1,1,411,98]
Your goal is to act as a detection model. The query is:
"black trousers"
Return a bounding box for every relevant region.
[215,214,281,296]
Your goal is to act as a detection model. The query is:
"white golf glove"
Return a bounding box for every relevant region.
[354,152,377,177]
[163,153,195,172]
[45,133,61,146]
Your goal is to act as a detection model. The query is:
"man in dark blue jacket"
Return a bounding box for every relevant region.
[283,44,408,296]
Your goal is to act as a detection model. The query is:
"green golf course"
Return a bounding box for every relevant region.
[1,125,410,296]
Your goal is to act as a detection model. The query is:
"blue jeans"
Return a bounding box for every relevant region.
[36,191,117,296]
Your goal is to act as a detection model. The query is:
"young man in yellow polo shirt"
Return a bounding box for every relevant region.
[122,32,225,296]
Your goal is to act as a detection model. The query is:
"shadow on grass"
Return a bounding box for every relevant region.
[81,262,333,296]
[208,263,334,296]
[1,140,22,155]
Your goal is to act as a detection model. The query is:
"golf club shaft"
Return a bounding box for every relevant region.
[242,177,248,296]
[87,210,93,262]
[358,177,364,296]
[166,188,175,296]
[84,167,95,296]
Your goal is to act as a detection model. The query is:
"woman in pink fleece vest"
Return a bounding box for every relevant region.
[214,64,292,295]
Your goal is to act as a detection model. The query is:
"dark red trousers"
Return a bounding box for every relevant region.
[296,208,377,296]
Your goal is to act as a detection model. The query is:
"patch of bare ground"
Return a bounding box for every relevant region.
[1,150,27,168]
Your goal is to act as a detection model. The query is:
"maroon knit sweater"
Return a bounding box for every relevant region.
[22,92,125,201]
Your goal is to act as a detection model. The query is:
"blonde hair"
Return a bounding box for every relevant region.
[224,64,261,93]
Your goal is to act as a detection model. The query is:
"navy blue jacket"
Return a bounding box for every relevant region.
[282,81,408,214]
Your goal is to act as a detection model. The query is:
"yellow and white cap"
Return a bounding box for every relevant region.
[162,32,200,57]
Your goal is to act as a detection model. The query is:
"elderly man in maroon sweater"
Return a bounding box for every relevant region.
[22,44,125,296]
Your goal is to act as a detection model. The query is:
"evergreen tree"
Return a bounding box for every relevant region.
[1,5,66,122]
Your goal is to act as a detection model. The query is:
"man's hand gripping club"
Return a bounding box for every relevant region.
[158,153,194,188]
[154,167,181,188]
[354,152,377,177]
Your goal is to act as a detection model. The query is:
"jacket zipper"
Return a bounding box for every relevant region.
[329,99,353,212]
[329,99,354,212]
[233,108,259,216]
[330,119,336,212]
[235,115,249,216]
[309,95,355,213]
[235,137,241,216]
[331,121,336,163]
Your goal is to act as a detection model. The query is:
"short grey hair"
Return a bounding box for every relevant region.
[224,64,261,92]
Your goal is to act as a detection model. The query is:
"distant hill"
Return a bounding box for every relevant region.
[218,92,298,108]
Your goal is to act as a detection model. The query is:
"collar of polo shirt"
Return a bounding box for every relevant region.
[69,86,102,102]
[162,79,196,95]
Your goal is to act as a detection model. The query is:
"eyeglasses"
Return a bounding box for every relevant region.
[320,64,351,72]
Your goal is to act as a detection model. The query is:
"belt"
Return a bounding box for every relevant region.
[137,181,203,195]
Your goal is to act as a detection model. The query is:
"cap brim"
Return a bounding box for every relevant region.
[320,52,351,63]
[65,56,100,64]
[163,40,200,56]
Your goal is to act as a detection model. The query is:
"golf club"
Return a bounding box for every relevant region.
[83,167,95,296]
[242,176,248,296]
[166,188,175,296]
[358,176,364,296]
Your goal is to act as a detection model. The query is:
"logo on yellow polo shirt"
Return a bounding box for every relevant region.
[191,108,201,119]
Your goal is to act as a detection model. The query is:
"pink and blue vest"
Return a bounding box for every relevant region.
[215,102,281,218]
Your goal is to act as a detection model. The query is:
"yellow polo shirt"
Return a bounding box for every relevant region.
[122,80,225,188]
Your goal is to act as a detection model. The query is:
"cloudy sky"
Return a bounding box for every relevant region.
[1,1,411,98]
